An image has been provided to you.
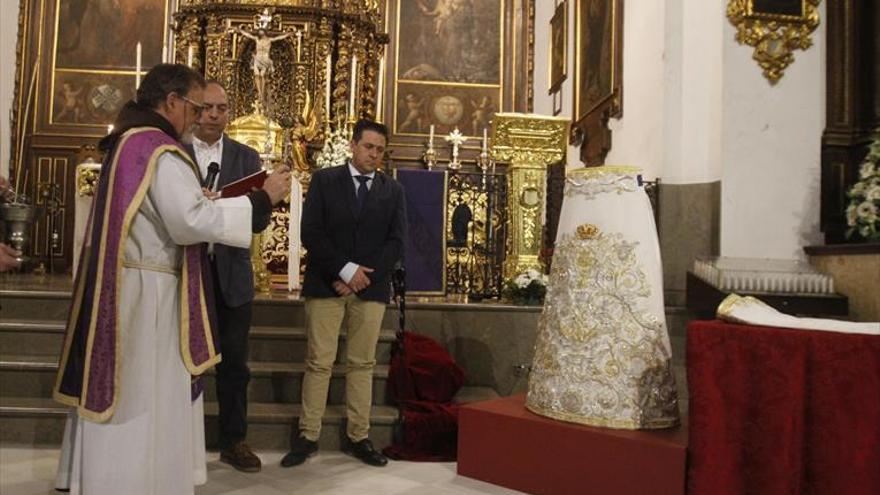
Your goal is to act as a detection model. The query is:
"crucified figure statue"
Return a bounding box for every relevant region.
[231,24,292,112]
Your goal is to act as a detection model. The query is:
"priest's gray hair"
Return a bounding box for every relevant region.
[137,63,206,110]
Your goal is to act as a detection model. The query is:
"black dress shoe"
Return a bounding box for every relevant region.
[280,436,318,468]
[220,441,262,473]
[342,438,388,467]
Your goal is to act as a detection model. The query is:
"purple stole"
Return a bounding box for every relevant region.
[53,127,220,423]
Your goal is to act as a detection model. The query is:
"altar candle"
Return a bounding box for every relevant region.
[187,46,194,67]
[325,53,332,119]
[377,54,386,117]
[226,18,232,29]
[107,124,114,135]
[429,124,435,146]
[135,42,142,89]
[349,55,358,119]
[482,128,488,151]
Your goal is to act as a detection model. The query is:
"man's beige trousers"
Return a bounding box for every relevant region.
[299,295,385,442]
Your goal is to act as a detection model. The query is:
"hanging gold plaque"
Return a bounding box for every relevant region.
[727,0,821,85]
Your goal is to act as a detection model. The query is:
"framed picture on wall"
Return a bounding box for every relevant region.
[571,0,623,165]
[548,1,568,94]
[573,0,622,125]
[392,0,504,139]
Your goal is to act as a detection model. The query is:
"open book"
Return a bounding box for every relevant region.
[220,169,267,198]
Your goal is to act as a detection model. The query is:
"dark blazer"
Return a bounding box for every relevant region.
[301,164,406,303]
[185,135,271,307]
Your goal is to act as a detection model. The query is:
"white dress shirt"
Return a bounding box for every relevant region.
[191,135,224,191]
[339,163,376,284]
[191,135,225,254]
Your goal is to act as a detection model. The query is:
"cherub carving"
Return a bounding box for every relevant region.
[56,82,83,123]
[471,96,494,136]
[399,93,427,133]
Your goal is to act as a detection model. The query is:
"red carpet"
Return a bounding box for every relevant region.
[457,394,687,495]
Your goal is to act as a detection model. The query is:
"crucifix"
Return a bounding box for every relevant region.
[445,127,467,170]
[228,8,293,113]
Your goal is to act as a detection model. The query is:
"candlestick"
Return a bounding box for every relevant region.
[135,42,142,89]
[349,55,357,119]
[325,53,332,123]
[187,46,194,67]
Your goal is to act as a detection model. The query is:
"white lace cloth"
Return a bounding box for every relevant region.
[526,166,680,429]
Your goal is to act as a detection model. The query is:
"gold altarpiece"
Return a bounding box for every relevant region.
[174,0,387,287]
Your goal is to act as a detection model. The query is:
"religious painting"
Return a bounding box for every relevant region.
[548,1,568,94]
[393,0,504,138]
[573,0,622,124]
[56,0,166,70]
[395,82,501,138]
[396,0,503,85]
[749,0,804,17]
[50,72,136,125]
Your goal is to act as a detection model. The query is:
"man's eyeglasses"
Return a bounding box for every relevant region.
[178,94,206,114]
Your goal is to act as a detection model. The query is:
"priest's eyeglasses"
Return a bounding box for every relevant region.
[178,95,206,115]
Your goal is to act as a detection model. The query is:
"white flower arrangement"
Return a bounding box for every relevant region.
[846,130,880,241]
[315,126,352,169]
[503,268,549,305]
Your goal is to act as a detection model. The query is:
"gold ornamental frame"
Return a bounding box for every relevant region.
[727,0,821,85]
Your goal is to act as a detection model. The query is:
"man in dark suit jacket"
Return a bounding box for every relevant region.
[186,81,271,472]
[281,119,406,468]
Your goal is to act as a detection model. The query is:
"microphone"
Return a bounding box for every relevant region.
[203,162,220,190]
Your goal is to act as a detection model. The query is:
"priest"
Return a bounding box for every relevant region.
[52,64,291,495]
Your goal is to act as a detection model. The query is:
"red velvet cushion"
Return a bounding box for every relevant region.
[388,332,465,404]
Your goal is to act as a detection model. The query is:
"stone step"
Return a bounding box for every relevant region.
[247,326,397,363]
[0,319,66,357]
[202,362,391,405]
[0,396,398,451]
[0,290,405,331]
[0,319,398,363]
[0,290,72,321]
[0,356,393,406]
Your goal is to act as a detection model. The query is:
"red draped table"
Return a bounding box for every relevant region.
[687,320,880,495]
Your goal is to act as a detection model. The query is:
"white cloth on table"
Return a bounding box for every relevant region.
[717,294,880,336]
[526,166,680,429]
[55,150,252,495]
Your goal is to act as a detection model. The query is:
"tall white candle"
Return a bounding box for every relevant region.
[376,54,385,118]
[429,124,435,146]
[482,128,488,151]
[107,124,114,135]
[135,42,142,89]
[187,46,194,67]
[349,55,358,119]
[325,53,332,120]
